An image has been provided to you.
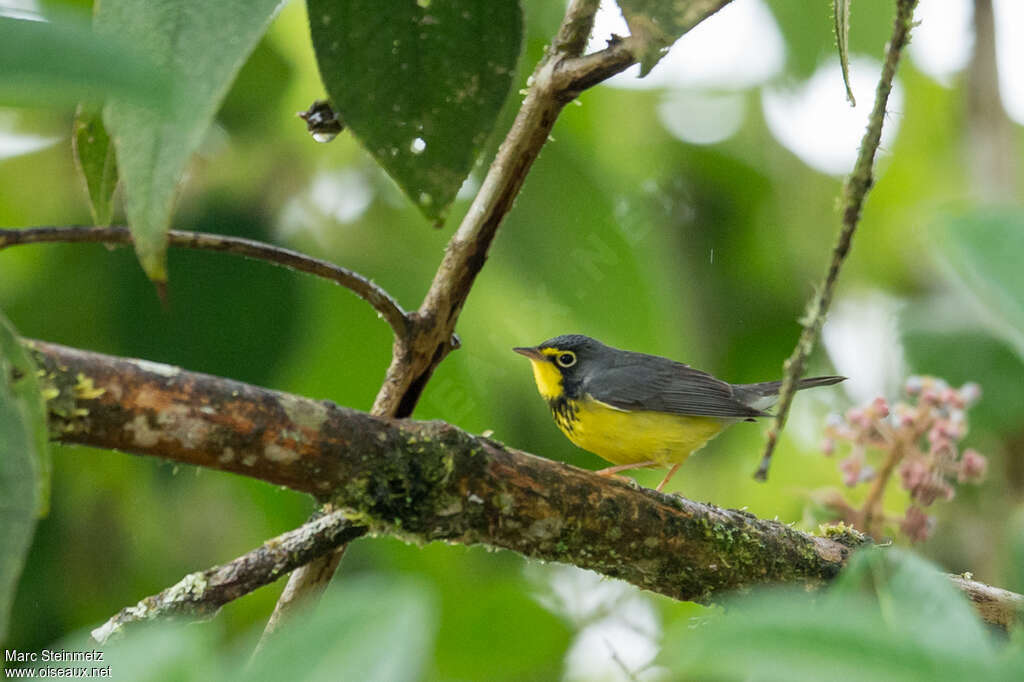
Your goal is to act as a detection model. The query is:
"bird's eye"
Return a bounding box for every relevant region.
[555,351,576,368]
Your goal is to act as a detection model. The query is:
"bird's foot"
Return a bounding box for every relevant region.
[594,461,659,478]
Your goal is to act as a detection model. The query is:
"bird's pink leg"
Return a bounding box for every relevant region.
[594,460,659,477]
[655,462,683,492]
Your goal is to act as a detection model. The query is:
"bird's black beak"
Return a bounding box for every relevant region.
[513,346,544,360]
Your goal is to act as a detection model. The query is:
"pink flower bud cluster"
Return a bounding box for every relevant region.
[821,376,986,542]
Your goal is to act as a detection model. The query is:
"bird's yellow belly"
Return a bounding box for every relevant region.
[554,397,731,467]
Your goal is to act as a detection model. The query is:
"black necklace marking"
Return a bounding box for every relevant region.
[548,395,579,433]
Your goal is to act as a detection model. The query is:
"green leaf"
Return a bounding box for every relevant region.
[308,0,522,224]
[0,14,171,111]
[30,575,435,680]
[932,207,1024,361]
[81,623,219,682]
[834,0,855,105]
[96,0,285,283]
[829,548,992,658]
[616,0,729,76]
[72,104,119,226]
[663,550,1016,682]
[252,575,437,682]
[0,312,49,644]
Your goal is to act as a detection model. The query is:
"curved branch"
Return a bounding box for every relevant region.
[0,226,408,336]
[32,339,850,600]
[91,510,366,644]
[756,0,919,480]
[31,339,1024,630]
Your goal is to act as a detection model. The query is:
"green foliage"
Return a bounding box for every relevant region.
[0,14,170,111]
[307,0,522,225]
[27,575,434,681]
[72,104,118,226]
[1,0,1023,678]
[96,0,285,283]
[0,310,49,644]
[664,549,1024,681]
[932,207,1024,361]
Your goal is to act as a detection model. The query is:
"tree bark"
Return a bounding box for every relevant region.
[29,339,1024,629]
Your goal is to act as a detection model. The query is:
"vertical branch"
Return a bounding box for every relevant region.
[260,0,608,644]
[261,0,737,646]
[755,0,919,481]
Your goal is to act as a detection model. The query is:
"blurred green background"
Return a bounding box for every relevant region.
[2,0,1023,679]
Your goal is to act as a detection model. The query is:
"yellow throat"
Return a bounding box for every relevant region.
[525,351,565,401]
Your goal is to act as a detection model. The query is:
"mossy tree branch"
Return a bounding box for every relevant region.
[756,0,919,480]
[29,340,1024,631]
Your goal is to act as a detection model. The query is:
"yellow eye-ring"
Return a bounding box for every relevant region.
[555,351,576,368]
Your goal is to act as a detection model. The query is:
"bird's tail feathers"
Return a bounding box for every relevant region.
[733,375,846,412]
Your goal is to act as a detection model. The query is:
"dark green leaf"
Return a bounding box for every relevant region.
[931,207,1024,360]
[834,0,855,105]
[72,104,118,226]
[0,311,49,643]
[96,0,285,283]
[616,0,729,76]
[0,14,171,111]
[308,0,522,224]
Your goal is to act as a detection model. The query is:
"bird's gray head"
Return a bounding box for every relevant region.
[512,334,612,398]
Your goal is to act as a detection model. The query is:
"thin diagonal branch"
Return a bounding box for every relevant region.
[263,0,625,634]
[263,0,735,637]
[90,510,366,644]
[30,339,1024,631]
[756,0,919,481]
[0,226,408,336]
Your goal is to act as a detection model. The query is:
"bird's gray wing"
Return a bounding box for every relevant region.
[583,354,768,419]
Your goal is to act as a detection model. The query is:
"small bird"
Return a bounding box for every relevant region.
[514,334,844,491]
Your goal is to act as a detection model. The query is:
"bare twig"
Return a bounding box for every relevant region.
[32,339,1024,631]
[756,0,919,481]
[0,226,408,336]
[90,510,365,644]
[253,521,347,643]
[949,574,1024,631]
